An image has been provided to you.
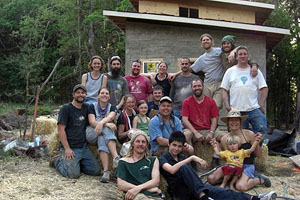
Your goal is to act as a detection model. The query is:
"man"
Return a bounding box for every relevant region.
[147,85,164,118]
[116,130,163,200]
[221,46,268,135]
[148,96,193,156]
[221,35,237,71]
[181,79,219,145]
[159,131,277,200]
[169,57,198,118]
[106,56,129,110]
[125,60,153,104]
[191,33,225,109]
[52,84,101,179]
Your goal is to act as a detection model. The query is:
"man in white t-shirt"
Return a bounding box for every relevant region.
[221,46,268,135]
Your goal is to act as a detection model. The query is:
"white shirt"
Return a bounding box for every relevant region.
[221,65,267,112]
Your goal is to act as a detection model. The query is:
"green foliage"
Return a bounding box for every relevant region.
[0,0,131,104]
[28,105,53,115]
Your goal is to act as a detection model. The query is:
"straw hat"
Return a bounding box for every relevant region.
[220,110,247,123]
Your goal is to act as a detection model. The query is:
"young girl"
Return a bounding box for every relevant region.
[211,133,261,190]
[132,100,150,135]
[82,55,107,104]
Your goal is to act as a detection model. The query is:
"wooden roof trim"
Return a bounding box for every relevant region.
[103,10,290,36]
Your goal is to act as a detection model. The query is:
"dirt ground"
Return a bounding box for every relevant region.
[0,113,300,200]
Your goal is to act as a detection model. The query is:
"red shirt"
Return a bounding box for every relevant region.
[181,96,219,130]
[125,75,152,104]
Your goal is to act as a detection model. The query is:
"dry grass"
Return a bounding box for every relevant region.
[0,157,121,200]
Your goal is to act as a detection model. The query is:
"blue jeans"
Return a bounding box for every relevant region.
[55,144,101,179]
[241,108,267,135]
[170,164,252,200]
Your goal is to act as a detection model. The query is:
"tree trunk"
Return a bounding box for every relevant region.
[88,0,96,57]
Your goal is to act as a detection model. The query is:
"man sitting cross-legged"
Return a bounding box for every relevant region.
[158,131,277,200]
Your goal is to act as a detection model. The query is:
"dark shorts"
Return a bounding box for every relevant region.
[222,166,243,176]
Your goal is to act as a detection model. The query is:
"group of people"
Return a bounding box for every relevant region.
[50,33,276,200]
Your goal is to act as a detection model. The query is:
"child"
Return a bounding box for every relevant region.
[211,133,262,190]
[132,100,150,135]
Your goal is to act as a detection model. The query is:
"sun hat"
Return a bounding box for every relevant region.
[220,110,247,123]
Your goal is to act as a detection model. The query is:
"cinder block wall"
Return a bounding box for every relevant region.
[125,21,266,77]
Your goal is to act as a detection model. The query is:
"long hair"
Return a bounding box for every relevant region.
[125,129,151,162]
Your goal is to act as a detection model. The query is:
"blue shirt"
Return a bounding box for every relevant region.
[149,115,182,154]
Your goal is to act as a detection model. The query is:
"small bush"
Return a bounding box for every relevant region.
[28,105,53,115]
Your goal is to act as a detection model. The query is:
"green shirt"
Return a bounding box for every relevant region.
[116,156,157,197]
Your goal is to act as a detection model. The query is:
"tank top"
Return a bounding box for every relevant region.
[85,72,104,100]
[155,73,171,96]
[136,114,149,135]
[240,131,255,165]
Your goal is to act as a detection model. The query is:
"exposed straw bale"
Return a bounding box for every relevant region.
[47,129,59,156]
[32,116,57,135]
[194,142,215,167]
[254,144,269,172]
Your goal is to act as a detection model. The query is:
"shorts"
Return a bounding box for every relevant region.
[222,166,243,176]
[243,164,255,178]
[203,81,222,109]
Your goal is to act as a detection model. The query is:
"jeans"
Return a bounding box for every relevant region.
[86,126,117,153]
[170,164,252,200]
[56,144,101,179]
[241,108,267,135]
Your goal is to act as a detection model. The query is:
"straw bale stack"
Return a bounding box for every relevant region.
[254,144,268,172]
[47,129,59,156]
[32,116,57,135]
[194,142,215,167]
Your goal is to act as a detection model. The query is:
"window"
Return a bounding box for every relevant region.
[179,7,188,17]
[190,8,199,18]
[179,7,199,18]
[140,58,163,73]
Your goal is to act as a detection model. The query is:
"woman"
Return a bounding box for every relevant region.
[82,55,107,104]
[86,87,119,183]
[117,94,136,144]
[207,110,271,191]
[142,61,171,96]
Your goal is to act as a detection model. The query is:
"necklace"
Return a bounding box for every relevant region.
[157,73,167,81]
[97,103,108,118]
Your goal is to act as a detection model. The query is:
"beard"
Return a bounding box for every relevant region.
[111,68,121,76]
[193,90,202,97]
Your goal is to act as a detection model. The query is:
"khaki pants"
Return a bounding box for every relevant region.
[203,81,222,109]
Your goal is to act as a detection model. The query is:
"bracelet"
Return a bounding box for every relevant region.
[209,130,215,134]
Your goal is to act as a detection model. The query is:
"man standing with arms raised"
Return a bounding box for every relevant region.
[191,33,225,109]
